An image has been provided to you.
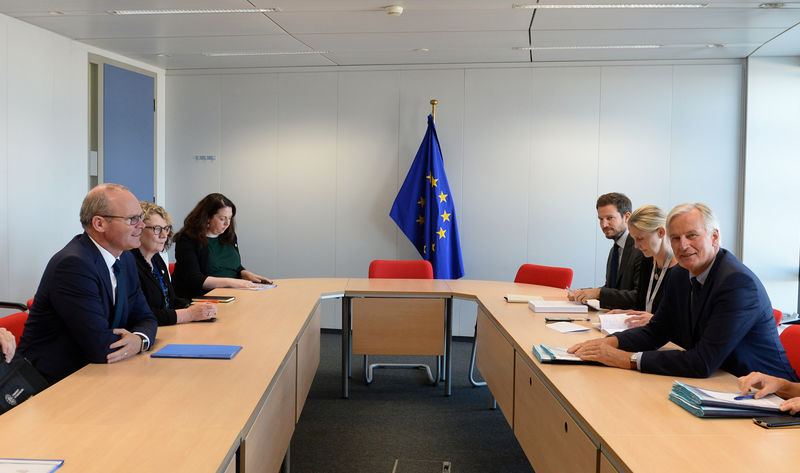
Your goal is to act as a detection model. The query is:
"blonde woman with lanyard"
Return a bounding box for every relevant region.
[608,205,678,328]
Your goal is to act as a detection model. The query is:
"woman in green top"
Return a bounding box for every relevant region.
[172,193,272,299]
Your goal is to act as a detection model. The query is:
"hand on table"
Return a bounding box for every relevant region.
[568,288,600,304]
[0,327,15,362]
[181,302,218,323]
[567,337,631,369]
[107,329,142,363]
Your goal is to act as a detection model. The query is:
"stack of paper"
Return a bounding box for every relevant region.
[668,380,783,418]
[528,300,588,313]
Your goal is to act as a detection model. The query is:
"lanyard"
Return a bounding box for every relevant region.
[152,261,169,309]
[645,252,672,313]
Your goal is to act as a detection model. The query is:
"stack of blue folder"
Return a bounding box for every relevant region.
[669,380,783,418]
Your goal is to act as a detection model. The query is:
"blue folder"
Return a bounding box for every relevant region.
[151,344,242,359]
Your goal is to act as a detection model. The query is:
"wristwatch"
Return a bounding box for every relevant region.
[629,352,638,370]
[135,333,150,352]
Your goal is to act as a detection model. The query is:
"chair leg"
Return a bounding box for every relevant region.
[365,359,436,385]
[364,355,371,384]
[469,323,486,387]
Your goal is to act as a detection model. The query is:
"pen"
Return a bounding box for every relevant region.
[545,317,591,322]
[734,393,756,400]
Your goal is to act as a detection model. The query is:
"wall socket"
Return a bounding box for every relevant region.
[194,155,216,161]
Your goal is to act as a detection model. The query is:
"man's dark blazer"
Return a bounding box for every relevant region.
[172,232,245,299]
[599,233,643,309]
[615,248,798,380]
[19,233,158,384]
[131,249,190,326]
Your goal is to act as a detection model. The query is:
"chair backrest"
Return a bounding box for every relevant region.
[169,263,175,275]
[27,298,34,310]
[514,264,574,289]
[774,308,782,326]
[369,260,433,279]
[780,325,800,379]
[0,311,28,345]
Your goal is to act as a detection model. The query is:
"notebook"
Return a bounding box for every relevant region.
[151,344,242,359]
[528,300,588,313]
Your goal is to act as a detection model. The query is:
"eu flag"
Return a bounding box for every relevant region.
[390,115,465,279]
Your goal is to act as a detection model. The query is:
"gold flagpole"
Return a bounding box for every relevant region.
[430,99,438,123]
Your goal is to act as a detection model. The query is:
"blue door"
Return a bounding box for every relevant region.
[103,63,155,202]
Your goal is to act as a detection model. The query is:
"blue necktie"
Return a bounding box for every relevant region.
[609,243,620,289]
[112,259,126,329]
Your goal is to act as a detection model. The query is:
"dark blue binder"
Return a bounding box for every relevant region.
[151,344,242,359]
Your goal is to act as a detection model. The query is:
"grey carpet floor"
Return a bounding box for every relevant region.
[289,331,535,473]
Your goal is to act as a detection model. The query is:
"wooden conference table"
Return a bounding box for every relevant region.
[0,278,797,473]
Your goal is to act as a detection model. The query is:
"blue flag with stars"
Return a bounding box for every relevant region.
[390,114,464,279]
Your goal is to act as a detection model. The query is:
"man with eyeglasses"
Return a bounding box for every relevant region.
[19,183,157,384]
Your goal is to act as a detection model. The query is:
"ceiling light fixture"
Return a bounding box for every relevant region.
[512,3,707,9]
[202,51,329,57]
[515,44,662,50]
[109,8,278,15]
[758,2,785,8]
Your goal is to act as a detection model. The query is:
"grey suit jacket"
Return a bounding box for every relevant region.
[599,233,644,309]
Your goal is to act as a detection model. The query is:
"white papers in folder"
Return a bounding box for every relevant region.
[546,321,591,333]
[598,313,631,334]
[0,459,64,473]
[540,344,585,361]
[528,300,588,313]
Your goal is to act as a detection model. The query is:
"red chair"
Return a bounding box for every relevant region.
[514,263,574,289]
[470,263,574,386]
[353,260,443,385]
[169,263,175,275]
[1,301,30,345]
[369,260,433,279]
[27,298,34,310]
[774,309,783,326]
[780,325,800,379]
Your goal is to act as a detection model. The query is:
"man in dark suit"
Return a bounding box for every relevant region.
[19,184,157,384]
[568,203,797,380]
[570,192,644,309]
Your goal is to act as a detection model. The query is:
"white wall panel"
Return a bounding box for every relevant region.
[744,57,800,312]
[165,76,222,235]
[163,62,746,331]
[6,20,87,301]
[276,72,338,278]
[0,16,8,302]
[671,64,743,255]
[220,74,279,278]
[528,67,601,289]
[595,66,673,285]
[463,68,532,282]
[335,71,400,277]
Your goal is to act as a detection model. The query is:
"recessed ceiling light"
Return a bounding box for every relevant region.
[414,48,430,53]
[512,3,707,9]
[706,43,726,48]
[48,11,65,15]
[758,2,784,8]
[202,51,329,57]
[515,45,662,50]
[156,53,171,57]
[109,8,279,15]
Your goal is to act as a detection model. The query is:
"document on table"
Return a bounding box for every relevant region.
[533,344,587,363]
[528,300,588,313]
[504,294,544,303]
[545,321,591,333]
[0,459,63,473]
[598,313,631,334]
[235,283,277,291]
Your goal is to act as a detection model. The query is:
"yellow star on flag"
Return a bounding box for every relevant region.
[438,191,448,203]
[430,176,438,187]
[416,216,424,225]
[432,243,436,252]
[417,196,425,206]
[440,210,451,222]
[437,228,446,239]
[423,244,427,254]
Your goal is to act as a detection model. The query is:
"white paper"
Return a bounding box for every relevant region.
[545,321,590,333]
[540,344,584,361]
[0,459,63,473]
[696,386,785,410]
[598,313,631,334]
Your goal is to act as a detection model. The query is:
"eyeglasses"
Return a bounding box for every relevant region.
[145,225,172,235]
[101,214,145,226]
